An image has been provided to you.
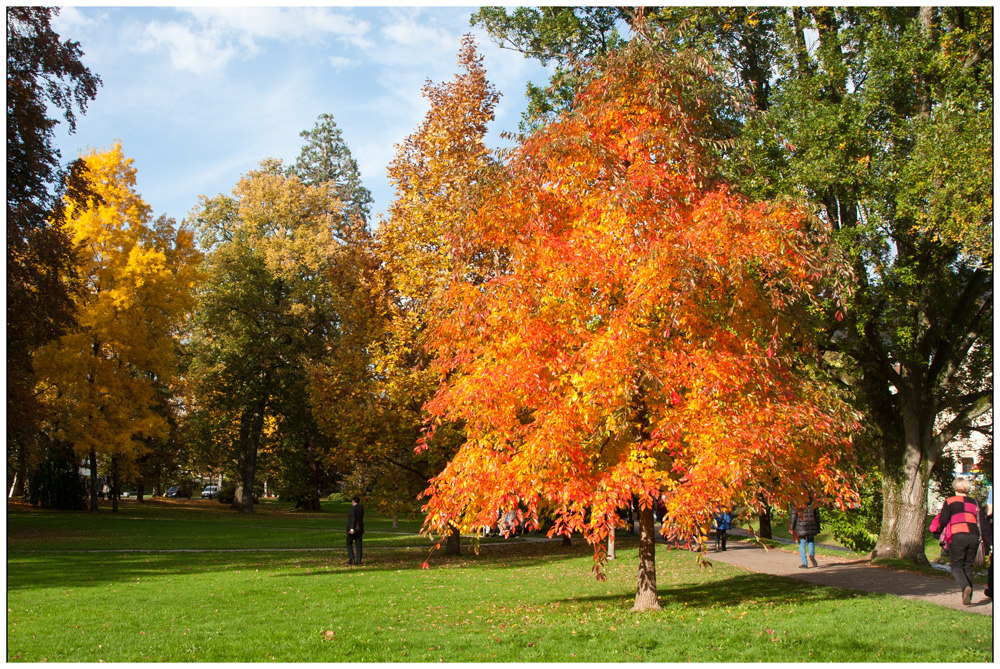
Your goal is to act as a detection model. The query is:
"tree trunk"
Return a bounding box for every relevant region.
[873,411,934,564]
[137,483,145,503]
[110,458,119,513]
[299,437,321,511]
[631,506,661,611]
[88,448,99,513]
[608,527,616,560]
[238,402,266,513]
[232,485,244,511]
[445,523,461,556]
[757,504,773,539]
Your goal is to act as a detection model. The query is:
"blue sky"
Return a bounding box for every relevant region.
[50,5,555,224]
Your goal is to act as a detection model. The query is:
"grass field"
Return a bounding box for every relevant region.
[7,499,993,663]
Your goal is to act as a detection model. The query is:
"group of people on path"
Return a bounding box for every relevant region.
[929,477,992,606]
[712,501,822,569]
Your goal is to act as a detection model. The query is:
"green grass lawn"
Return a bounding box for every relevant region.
[7,501,992,663]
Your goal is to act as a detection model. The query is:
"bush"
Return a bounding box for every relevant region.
[826,469,882,553]
[216,484,237,504]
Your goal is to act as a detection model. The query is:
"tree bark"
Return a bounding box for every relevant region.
[608,527,616,560]
[88,448,99,513]
[445,523,461,556]
[872,394,935,564]
[757,505,773,539]
[631,506,661,611]
[110,457,119,513]
[238,401,266,513]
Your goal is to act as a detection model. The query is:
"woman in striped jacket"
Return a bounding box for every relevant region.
[932,477,983,606]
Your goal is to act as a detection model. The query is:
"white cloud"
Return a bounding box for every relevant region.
[141,21,238,76]
[181,7,374,50]
[381,18,452,48]
[139,7,375,76]
[328,56,361,71]
[51,6,100,32]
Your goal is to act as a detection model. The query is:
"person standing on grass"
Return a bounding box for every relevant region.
[347,496,365,565]
[931,477,981,606]
[789,500,821,569]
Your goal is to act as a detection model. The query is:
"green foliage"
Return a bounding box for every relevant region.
[471,7,631,126]
[826,469,883,553]
[289,113,372,227]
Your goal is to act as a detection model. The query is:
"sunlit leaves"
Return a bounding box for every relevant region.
[419,46,859,567]
[32,143,200,470]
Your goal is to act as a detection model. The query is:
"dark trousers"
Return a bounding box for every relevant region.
[949,532,979,592]
[715,529,727,550]
[347,532,363,564]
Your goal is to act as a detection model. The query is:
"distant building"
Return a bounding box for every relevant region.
[928,410,992,510]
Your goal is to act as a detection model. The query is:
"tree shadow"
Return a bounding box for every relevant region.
[6,537,593,592]
[564,570,868,609]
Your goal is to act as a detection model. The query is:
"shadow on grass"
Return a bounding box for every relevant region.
[6,537,594,592]
[565,570,868,610]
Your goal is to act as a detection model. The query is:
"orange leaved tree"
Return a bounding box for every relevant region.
[419,45,860,611]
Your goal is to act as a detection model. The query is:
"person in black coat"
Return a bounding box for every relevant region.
[347,496,365,565]
[789,501,821,569]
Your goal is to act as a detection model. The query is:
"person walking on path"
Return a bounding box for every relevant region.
[983,485,992,600]
[347,496,365,565]
[789,500,821,569]
[713,507,733,551]
[930,477,982,606]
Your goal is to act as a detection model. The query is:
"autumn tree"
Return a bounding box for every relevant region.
[32,143,200,512]
[419,43,859,611]
[472,6,993,566]
[187,159,357,512]
[7,6,101,496]
[311,36,501,554]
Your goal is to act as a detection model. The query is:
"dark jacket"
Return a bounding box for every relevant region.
[347,503,365,535]
[789,504,821,537]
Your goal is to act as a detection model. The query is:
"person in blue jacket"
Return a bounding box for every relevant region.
[713,506,733,551]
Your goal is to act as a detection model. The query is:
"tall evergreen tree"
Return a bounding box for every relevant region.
[290,113,373,229]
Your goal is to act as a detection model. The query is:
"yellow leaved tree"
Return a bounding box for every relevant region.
[32,143,201,511]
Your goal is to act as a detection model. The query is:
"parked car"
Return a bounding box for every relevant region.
[201,485,220,499]
[165,484,193,498]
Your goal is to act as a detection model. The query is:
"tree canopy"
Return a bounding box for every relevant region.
[418,43,860,610]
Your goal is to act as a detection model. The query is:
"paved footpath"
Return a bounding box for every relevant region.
[709,539,992,616]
